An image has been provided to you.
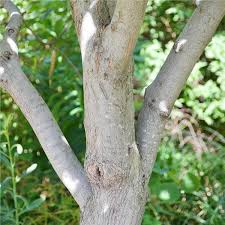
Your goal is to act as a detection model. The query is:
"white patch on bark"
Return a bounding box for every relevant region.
[174,39,187,53]
[0,67,4,75]
[10,12,20,17]
[90,0,97,9]
[80,12,96,60]
[194,0,202,6]
[159,100,169,115]
[7,37,18,54]
[61,135,70,147]
[103,204,109,214]
[62,171,80,193]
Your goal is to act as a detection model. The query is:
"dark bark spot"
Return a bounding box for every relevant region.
[104,72,108,80]
[111,23,116,32]
[142,174,146,187]
[96,166,102,178]
[69,1,74,10]
[93,40,98,48]
[159,110,170,118]
[128,145,132,154]
[0,79,8,84]
[147,101,153,108]
[87,164,103,183]
[104,21,110,28]
[147,98,156,108]
[99,82,108,99]
[136,143,140,149]
[8,28,15,35]
[3,51,12,60]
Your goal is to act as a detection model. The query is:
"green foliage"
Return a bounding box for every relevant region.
[135,1,225,128]
[181,172,200,193]
[182,33,225,125]
[145,129,225,225]
[152,182,181,203]
[0,115,45,225]
[142,214,161,225]
[1,0,225,225]
[1,1,82,224]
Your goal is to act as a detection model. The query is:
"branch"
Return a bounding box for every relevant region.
[1,0,22,41]
[102,0,147,67]
[136,0,225,177]
[0,0,92,208]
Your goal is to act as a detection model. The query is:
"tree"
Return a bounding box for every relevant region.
[0,0,224,224]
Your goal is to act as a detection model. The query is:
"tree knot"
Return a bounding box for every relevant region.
[86,161,127,188]
[7,28,15,35]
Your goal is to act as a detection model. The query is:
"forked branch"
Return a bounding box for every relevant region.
[70,0,147,68]
[0,0,92,208]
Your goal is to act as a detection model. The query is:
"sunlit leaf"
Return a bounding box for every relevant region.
[181,172,200,193]
[155,182,180,203]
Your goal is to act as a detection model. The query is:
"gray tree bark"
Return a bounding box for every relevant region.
[1,0,225,224]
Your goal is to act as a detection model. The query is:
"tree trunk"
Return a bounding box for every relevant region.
[80,53,148,225]
[80,185,147,225]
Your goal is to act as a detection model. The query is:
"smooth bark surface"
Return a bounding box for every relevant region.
[1,0,225,224]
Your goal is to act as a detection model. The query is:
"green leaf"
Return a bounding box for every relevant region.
[0,177,11,197]
[19,198,45,215]
[155,182,180,203]
[149,174,161,194]
[0,209,15,225]
[181,172,200,193]
[142,214,161,225]
[16,194,29,208]
[0,153,10,169]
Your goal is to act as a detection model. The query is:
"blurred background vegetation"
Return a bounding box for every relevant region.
[0,0,225,224]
